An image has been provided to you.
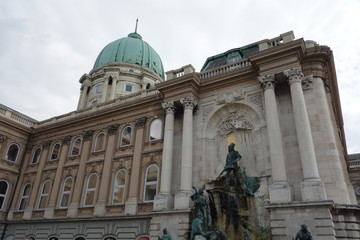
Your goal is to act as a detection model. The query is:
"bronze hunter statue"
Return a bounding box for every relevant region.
[294,224,313,240]
[224,143,242,186]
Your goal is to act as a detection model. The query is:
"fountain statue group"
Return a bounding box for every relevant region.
[159,143,313,240]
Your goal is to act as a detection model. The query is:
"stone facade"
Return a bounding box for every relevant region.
[0,31,359,240]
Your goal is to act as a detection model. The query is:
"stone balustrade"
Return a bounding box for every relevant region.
[349,160,360,169]
[258,31,295,51]
[198,58,251,80]
[165,64,195,80]
[0,104,37,127]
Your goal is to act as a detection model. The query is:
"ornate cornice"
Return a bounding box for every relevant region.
[107,124,120,135]
[0,134,7,143]
[258,74,276,90]
[62,135,72,145]
[284,67,304,85]
[217,112,253,137]
[162,101,175,115]
[180,96,198,110]
[42,140,52,149]
[83,130,94,141]
[135,117,147,128]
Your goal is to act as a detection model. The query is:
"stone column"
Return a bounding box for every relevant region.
[94,124,119,216]
[154,101,175,210]
[313,76,352,203]
[67,130,94,218]
[43,136,71,219]
[174,96,197,209]
[77,79,91,110]
[124,117,147,215]
[23,141,51,220]
[284,67,326,201]
[101,78,109,102]
[258,74,292,203]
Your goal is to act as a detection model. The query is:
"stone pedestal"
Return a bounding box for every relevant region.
[67,203,79,218]
[44,205,55,219]
[22,207,33,220]
[154,193,174,210]
[269,182,292,203]
[174,191,191,210]
[93,201,107,216]
[300,179,327,201]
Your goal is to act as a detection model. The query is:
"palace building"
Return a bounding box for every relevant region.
[0,30,359,240]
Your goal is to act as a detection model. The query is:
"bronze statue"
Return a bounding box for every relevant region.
[210,230,227,240]
[294,224,312,240]
[190,186,211,229]
[190,213,211,240]
[158,228,170,240]
[224,143,242,186]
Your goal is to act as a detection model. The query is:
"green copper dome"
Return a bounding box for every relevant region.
[93,32,164,79]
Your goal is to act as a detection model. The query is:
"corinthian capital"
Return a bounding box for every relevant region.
[162,101,175,114]
[258,74,276,90]
[180,96,198,110]
[284,67,304,85]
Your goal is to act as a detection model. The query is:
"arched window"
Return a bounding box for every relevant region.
[149,119,162,141]
[50,142,61,161]
[145,83,151,89]
[0,180,9,210]
[120,125,132,147]
[74,236,86,240]
[103,236,117,240]
[38,180,51,210]
[4,235,15,240]
[83,173,98,207]
[143,165,158,202]
[112,169,127,204]
[48,236,59,240]
[18,183,31,211]
[5,143,20,162]
[59,176,73,208]
[25,235,35,240]
[70,137,82,156]
[31,147,41,164]
[94,132,106,152]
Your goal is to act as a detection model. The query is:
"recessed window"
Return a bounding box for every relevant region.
[94,132,106,152]
[103,236,117,240]
[136,236,150,240]
[74,237,86,240]
[128,68,134,72]
[112,169,126,204]
[5,143,20,162]
[50,142,61,161]
[37,180,51,210]
[83,173,98,207]
[149,119,162,141]
[31,147,42,164]
[18,183,31,211]
[0,180,9,210]
[94,84,102,94]
[125,84,133,92]
[120,126,132,147]
[5,235,15,240]
[143,165,158,202]
[59,176,73,208]
[48,236,59,240]
[70,137,82,156]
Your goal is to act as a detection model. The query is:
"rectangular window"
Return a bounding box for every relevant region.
[125,84,133,92]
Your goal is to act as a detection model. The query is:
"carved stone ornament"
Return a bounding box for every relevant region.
[284,67,304,85]
[258,74,276,90]
[62,135,72,145]
[248,93,263,110]
[83,130,94,141]
[217,112,253,137]
[135,117,147,128]
[302,75,313,90]
[0,134,7,143]
[180,96,198,109]
[215,89,245,105]
[162,101,175,114]
[42,140,52,149]
[107,124,120,135]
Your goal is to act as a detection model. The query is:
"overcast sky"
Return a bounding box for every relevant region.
[0,0,359,153]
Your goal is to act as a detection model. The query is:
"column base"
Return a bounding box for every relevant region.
[174,191,192,209]
[301,179,327,201]
[23,207,33,220]
[67,202,79,218]
[154,193,174,210]
[94,201,106,216]
[44,205,55,219]
[124,197,138,215]
[269,181,292,203]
